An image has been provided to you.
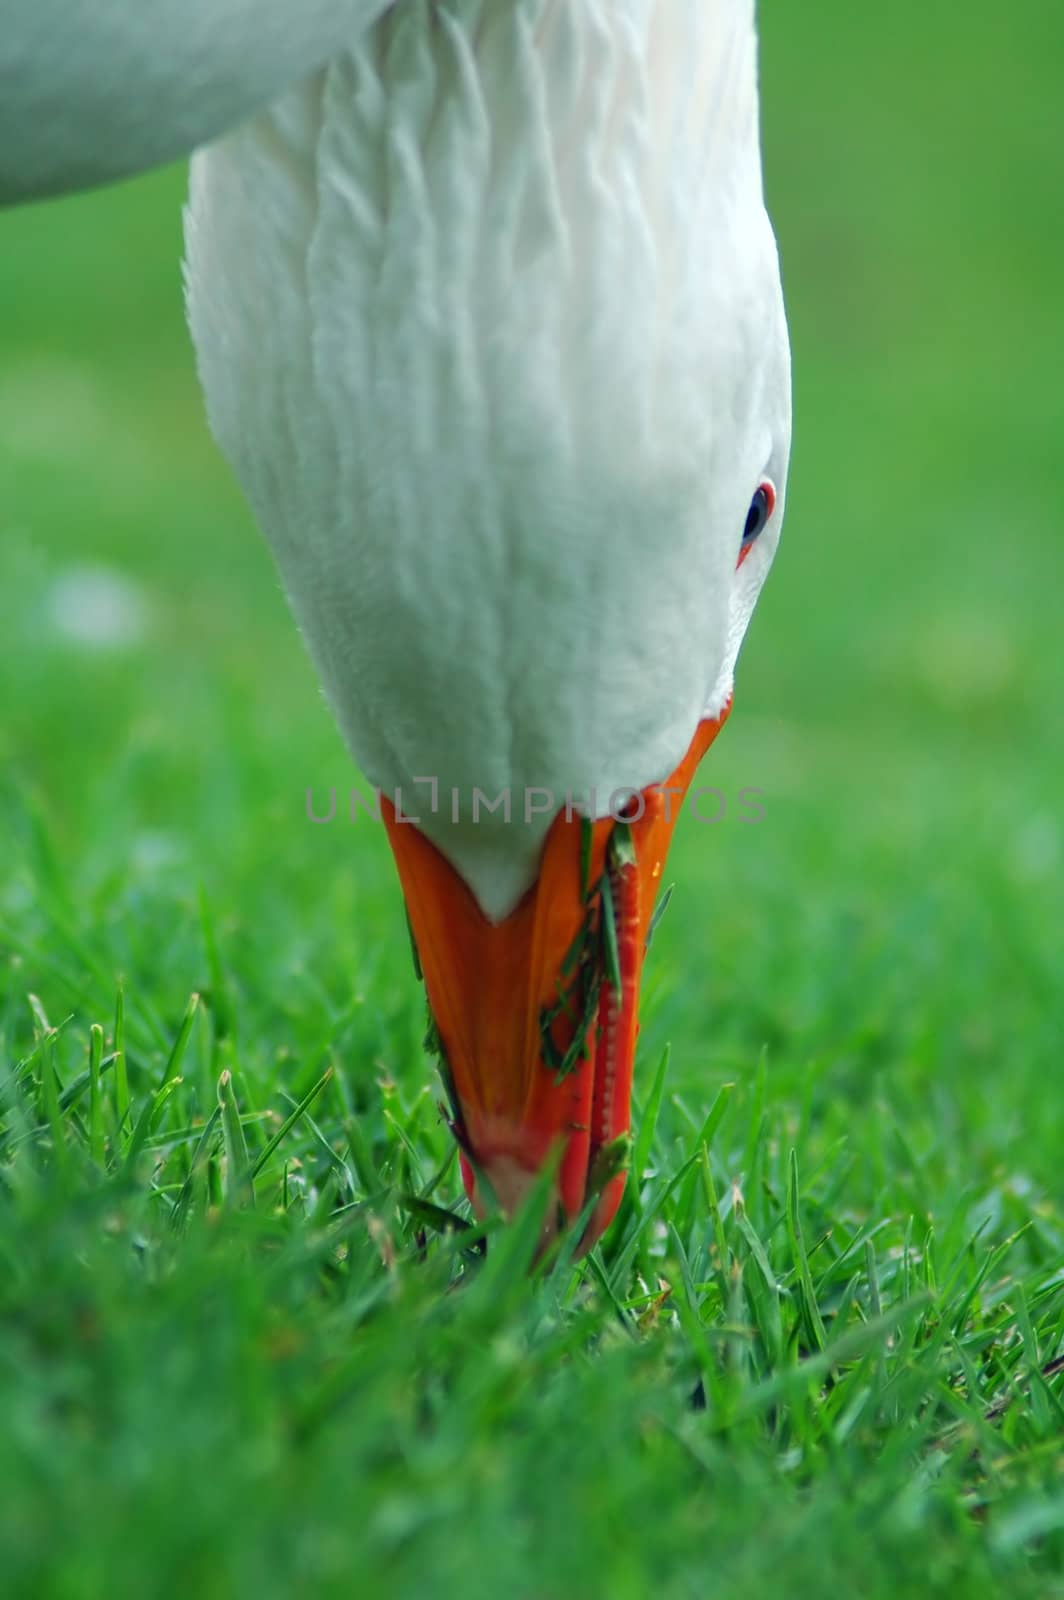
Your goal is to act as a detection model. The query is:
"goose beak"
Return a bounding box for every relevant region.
[382,707,731,1254]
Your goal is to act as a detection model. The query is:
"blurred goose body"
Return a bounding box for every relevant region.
[0,0,391,202]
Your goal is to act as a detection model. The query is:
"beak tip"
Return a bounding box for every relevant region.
[467,1151,554,1217]
[460,1132,625,1257]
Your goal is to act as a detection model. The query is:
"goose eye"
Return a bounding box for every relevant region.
[738,481,776,567]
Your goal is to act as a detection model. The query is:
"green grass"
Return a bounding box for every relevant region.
[1,3,1062,1596]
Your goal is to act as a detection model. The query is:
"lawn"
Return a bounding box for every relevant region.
[1,4,1062,1597]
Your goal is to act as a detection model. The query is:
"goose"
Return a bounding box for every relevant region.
[5,0,791,1250]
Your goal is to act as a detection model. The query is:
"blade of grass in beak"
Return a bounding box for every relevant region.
[580,818,593,901]
[600,875,622,996]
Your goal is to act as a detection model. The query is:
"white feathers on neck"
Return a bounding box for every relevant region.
[187,0,790,918]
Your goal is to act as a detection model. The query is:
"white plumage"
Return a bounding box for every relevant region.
[185,0,791,918]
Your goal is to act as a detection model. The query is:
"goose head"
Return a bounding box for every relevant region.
[186,0,791,1249]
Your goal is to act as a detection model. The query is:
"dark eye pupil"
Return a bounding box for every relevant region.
[743,486,770,546]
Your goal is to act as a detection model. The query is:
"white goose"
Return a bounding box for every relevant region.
[5,0,790,1248]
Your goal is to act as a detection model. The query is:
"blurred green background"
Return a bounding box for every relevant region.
[3,2,1061,1193]
[1,5,1063,1596]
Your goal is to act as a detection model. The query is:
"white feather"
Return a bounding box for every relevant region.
[186,0,791,918]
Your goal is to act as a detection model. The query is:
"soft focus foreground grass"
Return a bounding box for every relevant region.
[1,4,1062,1597]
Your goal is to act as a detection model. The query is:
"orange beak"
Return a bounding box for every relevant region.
[382,707,731,1253]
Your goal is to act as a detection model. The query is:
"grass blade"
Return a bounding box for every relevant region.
[170,1103,223,1230]
[631,1044,671,1189]
[113,986,130,1136]
[159,992,200,1089]
[87,1022,105,1167]
[787,1148,827,1353]
[39,1027,67,1178]
[219,1068,255,1209]
[250,1066,333,1179]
